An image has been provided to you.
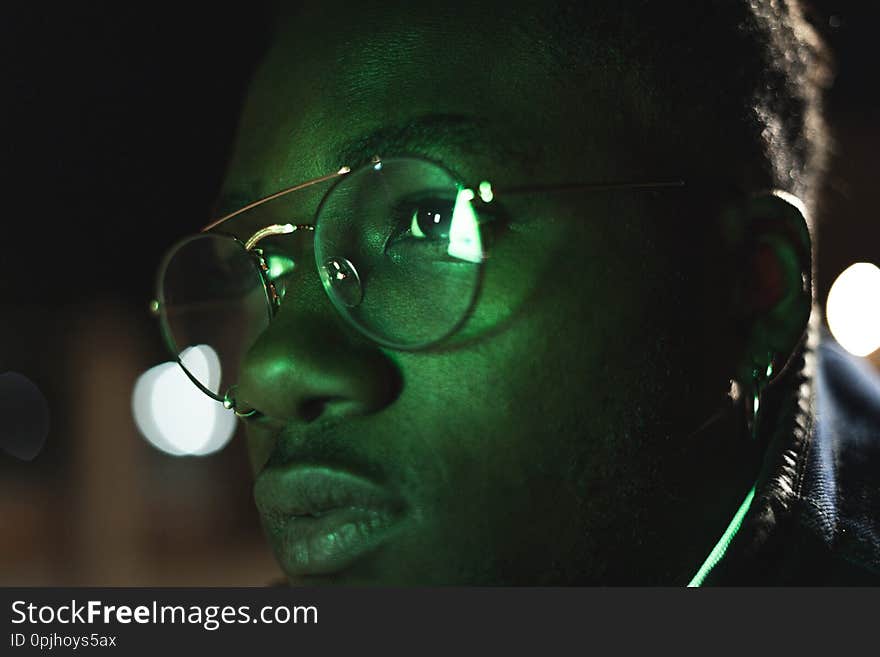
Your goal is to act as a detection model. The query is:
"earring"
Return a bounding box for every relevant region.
[744,353,775,440]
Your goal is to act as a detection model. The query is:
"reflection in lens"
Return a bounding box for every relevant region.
[447,187,483,264]
[158,233,270,399]
[320,256,363,307]
[314,157,485,348]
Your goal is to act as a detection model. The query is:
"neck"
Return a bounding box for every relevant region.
[674,316,817,585]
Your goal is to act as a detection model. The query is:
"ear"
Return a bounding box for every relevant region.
[722,190,812,384]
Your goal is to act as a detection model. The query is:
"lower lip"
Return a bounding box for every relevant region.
[278,506,401,577]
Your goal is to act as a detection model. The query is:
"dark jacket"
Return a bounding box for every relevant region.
[707,331,880,585]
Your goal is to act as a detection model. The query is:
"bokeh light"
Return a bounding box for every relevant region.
[0,371,49,461]
[132,345,236,456]
[826,262,880,357]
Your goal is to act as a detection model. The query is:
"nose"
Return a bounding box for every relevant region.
[236,255,402,423]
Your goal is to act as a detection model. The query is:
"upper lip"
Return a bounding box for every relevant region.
[248,420,409,577]
[254,464,405,531]
[253,464,407,578]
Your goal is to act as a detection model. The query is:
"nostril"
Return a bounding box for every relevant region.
[298,396,345,422]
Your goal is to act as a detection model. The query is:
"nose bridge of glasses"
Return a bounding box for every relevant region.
[246,222,319,311]
[245,223,314,251]
[258,238,356,348]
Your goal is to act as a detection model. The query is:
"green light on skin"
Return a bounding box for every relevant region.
[687,483,757,587]
[479,181,494,203]
[447,188,483,264]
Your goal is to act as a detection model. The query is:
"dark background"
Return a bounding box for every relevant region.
[0,4,877,584]
[0,5,279,585]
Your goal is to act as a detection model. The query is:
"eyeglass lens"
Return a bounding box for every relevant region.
[158,157,486,402]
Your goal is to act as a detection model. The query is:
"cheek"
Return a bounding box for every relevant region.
[393,202,670,450]
[457,197,643,345]
[391,279,615,501]
[370,245,679,581]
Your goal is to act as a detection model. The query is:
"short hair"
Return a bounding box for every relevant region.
[543,0,832,216]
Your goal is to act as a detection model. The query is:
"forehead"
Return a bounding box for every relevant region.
[221,2,632,210]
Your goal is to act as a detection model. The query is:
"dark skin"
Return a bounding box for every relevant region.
[219,2,812,584]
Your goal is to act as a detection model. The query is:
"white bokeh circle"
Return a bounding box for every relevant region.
[132,345,236,456]
[826,262,880,358]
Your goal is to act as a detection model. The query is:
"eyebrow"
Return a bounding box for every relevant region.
[214,113,506,217]
[334,113,499,171]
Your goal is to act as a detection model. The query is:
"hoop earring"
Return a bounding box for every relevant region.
[744,353,775,440]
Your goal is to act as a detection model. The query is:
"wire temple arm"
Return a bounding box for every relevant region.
[201,166,352,233]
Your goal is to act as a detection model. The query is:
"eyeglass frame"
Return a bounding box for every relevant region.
[152,154,685,417]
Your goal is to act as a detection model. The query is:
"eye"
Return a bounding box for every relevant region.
[405,199,456,241]
[383,189,503,262]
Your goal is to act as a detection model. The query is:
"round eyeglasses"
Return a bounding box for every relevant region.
[152,154,684,416]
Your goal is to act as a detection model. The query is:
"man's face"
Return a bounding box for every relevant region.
[222,2,732,584]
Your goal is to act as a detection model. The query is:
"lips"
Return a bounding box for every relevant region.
[253,465,406,578]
